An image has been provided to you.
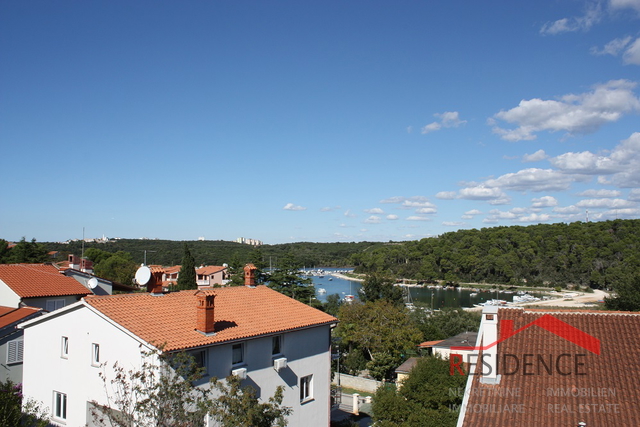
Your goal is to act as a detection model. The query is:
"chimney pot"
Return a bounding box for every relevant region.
[244,263,257,287]
[196,290,216,335]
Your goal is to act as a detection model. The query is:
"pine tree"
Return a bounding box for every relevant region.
[177,243,197,290]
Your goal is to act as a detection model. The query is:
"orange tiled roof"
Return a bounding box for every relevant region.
[460,307,640,426]
[0,305,42,329]
[196,265,227,275]
[0,264,92,298]
[84,285,337,352]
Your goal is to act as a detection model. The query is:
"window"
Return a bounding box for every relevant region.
[46,299,65,312]
[53,391,67,420]
[61,337,69,359]
[192,349,207,373]
[272,335,282,355]
[91,343,100,366]
[300,375,313,402]
[232,343,244,365]
[7,339,23,364]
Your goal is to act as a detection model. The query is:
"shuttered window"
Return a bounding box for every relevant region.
[7,339,23,364]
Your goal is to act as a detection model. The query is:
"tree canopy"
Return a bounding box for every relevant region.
[176,243,197,290]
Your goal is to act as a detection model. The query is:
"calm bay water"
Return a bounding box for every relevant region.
[309,268,521,309]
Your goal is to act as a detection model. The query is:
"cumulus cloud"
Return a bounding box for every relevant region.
[485,168,586,192]
[540,3,602,35]
[386,214,399,220]
[575,198,637,208]
[407,216,431,221]
[629,188,640,201]
[531,196,558,208]
[443,221,465,226]
[364,215,381,224]
[344,209,357,218]
[553,205,582,214]
[435,191,457,200]
[491,80,640,141]
[523,149,548,162]
[283,203,306,211]
[518,213,552,223]
[421,111,467,134]
[592,36,640,65]
[461,209,483,219]
[577,189,621,197]
[365,208,384,214]
[458,186,506,200]
[416,207,437,214]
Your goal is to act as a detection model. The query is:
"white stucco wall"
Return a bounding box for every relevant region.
[0,280,21,308]
[21,303,332,427]
[21,303,151,427]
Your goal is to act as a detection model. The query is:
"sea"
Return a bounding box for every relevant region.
[307,268,524,309]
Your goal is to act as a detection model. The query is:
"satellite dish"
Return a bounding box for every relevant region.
[223,263,228,268]
[87,277,99,290]
[135,265,152,285]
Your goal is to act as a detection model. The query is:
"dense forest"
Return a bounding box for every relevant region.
[352,219,640,288]
[3,219,640,291]
[41,239,385,269]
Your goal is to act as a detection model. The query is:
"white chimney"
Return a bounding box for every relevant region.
[480,305,501,384]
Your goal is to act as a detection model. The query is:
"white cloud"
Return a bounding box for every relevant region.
[550,151,617,174]
[488,209,518,219]
[458,186,506,200]
[435,191,457,200]
[629,189,640,201]
[553,205,581,214]
[577,189,621,197]
[443,221,465,226]
[485,168,585,192]
[523,149,548,162]
[422,111,466,134]
[623,37,640,65]
[364,208,384,214]
[407,216,431,221]
[465,209,483,216]
[518,213,552,223]
[531,196,558,208]
[386,214,399,220]
[575,198,637,208]
[283,203,306,211]
[364,215,381,224]
[610,0,640,13]
[407,126,413,134]
[416,207,437,214]
[590,133,640,187]
[491,80,640,141]
[591,36,632,56]
[380,196,430,204]
[344,209,357,218]
[540,3,602,35]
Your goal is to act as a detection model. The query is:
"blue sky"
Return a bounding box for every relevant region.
[2,1,640,244]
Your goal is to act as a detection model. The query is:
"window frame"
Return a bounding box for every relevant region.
[61,336,69,359]
[7,338,23,364]
[232,342,244,366]
[53,390,67,421]
[91,343,100,366]
[46,299,65,312]
[300,374,313,403]
[272,335,283,356]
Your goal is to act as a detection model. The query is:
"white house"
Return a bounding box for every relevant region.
[0,306,43,384]
[19,270,337,427]
[0,264,93,311]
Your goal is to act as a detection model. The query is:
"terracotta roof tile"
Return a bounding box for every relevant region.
[0,264,92,298]
[84,285,337,352]
[0,305,42,329]
[460,308,640,426]
[196,266,227,275]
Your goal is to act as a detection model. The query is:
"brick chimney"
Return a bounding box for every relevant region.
[147,270,165,294]
[244,263,257,287]
[196,290,216,335]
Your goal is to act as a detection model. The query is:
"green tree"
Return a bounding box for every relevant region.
[177,243,197,290]
[0,380,49,426]
[93,251,137,285]
[410,307,481,341]
[372,356,466,427]
[358,273,403,305]
[91,350,291,427]
[6,237,48,263]
[209,375,291,427]
[0,239,10,263]
[323,293,342,316]
[335,300,422,380]
[605,272,640,311]
[266,252,315,304]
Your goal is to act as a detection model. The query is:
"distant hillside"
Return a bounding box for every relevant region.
[44,239,386,268]
[351,219,640,288]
